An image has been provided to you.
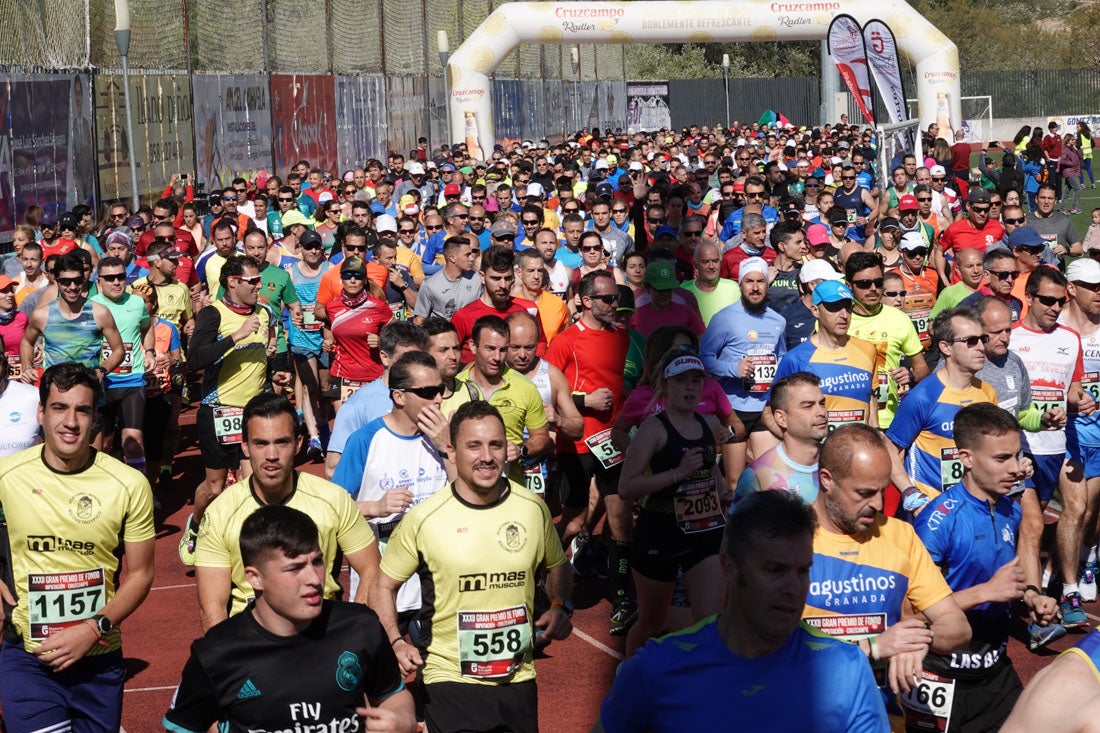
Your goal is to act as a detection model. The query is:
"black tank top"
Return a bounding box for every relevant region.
[643,411,716,513]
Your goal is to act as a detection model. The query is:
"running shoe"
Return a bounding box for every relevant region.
[1082,564,1099,603]
[1028,621,1068,651]
[609,598,638,636]
[1060,592,1090,629]
[179,514,198,567]
[570,534,596,578]
[306,436,324,461]
[1072,207,1083,215]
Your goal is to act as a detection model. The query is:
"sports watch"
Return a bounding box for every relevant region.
[92,614,113,637]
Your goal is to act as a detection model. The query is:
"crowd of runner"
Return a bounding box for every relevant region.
[4,117,1100,732]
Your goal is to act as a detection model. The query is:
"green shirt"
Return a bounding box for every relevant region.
[930,282,978,318]
[680,279,741,327]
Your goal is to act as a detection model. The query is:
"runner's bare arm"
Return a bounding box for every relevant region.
[195,565,232,633]
[18,307,44,383]
[368,571,423,676]
[94,303,126,374]
[347,543,382,607]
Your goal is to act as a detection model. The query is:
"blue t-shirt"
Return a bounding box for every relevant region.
[327,380,393,456]
[554,245,582,270]
[599,617,887,733]
[719,204,779,241]
[699,301,786,413]
[914,483,1021,679]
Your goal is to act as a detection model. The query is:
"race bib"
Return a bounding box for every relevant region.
[748,353,777,393]
[585,429,624,470]
[846,208,858,223]
[340,380,364,403]
[1032,386,1067,421]
[389,301,409,322]
[1083,371,1100,401]
[940,446,963,490]
[673,477,725,534]
[523,461,547,497]
[908,308,932,344]
[212,405,244,445]
[6,353,20,380]
[877,370,909,404]
[900,670,955,732]
[826,408,866,434]
[301,309,323,332]
[802,612,886,642]
[457,606,531,679]
[28,568,105,641]
[102,340,134,374]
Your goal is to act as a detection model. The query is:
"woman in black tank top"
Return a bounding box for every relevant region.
[619,351,730,657]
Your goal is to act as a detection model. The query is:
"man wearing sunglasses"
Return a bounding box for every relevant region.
[937,188,1005,288]
[845,252,930,429]
[895,232,942,354]
[182,255,288,566]
[718,177,778,243]
[331,350,450,611]
[960,248,1024,321]
[1011,265,1097,631]
[886,307,997,515]
[832,163,878,239]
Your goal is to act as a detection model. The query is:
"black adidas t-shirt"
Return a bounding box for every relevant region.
[164,601,403,732]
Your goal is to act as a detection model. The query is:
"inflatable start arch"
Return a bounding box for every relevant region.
[446,0,960,148]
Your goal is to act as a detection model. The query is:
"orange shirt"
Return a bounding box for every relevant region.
[315,261,387,307]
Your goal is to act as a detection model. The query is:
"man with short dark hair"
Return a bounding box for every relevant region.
[451,246,541,364]
[595,490,887,732]
[412,236,482,322]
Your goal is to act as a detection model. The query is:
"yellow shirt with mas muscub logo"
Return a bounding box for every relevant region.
[0,446,154,654]
[380,482,565,686]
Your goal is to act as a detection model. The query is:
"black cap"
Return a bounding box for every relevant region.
[58,213,80,231]
[615,284,636,312]
[299,230,322,247]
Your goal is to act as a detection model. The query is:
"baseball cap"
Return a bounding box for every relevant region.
[375,214,398,234]
[594,159,610,170]
[827,208,850,225]
[664,354,705,378]
[58,213,79,231]
[879,216,902,231]
[341,256,367,274]
[629,161,644,171]
[40,212,59,228]
[125,216,146,230]
[929,164,947,177]
[898,194,919,211]
[490,220,515,239]
[813,280,855,305]
[778,199,801,216]
[298,230,323,248]
[1007,226,1045,248]
[440,163,456,172]
[281,210,310,228]
[406,162,425,175]
[967,187,992,204]
[370,202,386,215]
[615,284,636,313]
[595,182,614,198]
[443,183,462,196]
[738,256,768,283]
[105,230,133,249]
[0,274,14,291]
[526,182,545,198]
[899,231,928,251]
[838,140,850,149]
[806,223,830,248]
[653,225,678,240]
[799,258,843,284]
[1067,258,1100,284]
[645,261,678,290]
[810,167,827,179]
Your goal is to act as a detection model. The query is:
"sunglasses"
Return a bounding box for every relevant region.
[820,299,853,312]
[805,182,820,188]
[612,209,628,214]
[563,208,580,214]
[397,383,447,399]
[970,206,991,214]
[1034,294,1067,307]
[344,245,366,253]
[841,176,856,181]
[341,271,366,280]
[522,219,540,225]
[947,334,990,347]
[581,245,604,252]
[682,231,703,238]
[234,188,247,194]
[882,290,907,298]
[98,272,127,283]
[278,197,295,202]
[850,277,885,289]
[1014,244,1045,255]
[57,276,85,287]
[932,177,946,182]
[904,247,929,258]
[1074,280,1100,293]
[469,216,486,222]
[1003,217,1026,225]
[300,242,323,251]
[647,217,666,224]
[746,192,766,199]
[223,196,238,202]
[451,213,468,220]
[588,293,619,304]
[398,228,417,234]
[233,275,262,285]
[987,269,1019,280]
[426,225,443,231]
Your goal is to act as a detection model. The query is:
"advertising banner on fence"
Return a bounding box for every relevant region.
[192,74,273,190]
[96,73,194,207]
[386,76,428,159]
[335,75,387,171]
[627,82,671,132]
[1048,115,1100,136]
[828,14,875,126]
[270,74,337,177]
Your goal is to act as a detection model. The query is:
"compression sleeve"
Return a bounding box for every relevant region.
[186,306,233,371]
[1018,402,1045,433]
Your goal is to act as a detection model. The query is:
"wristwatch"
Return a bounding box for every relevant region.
[551,599,575,617]
[92,614,113,637]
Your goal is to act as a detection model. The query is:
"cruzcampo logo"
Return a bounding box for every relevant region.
[336,650,362,692]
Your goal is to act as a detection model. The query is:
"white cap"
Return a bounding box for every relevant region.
[929,164,947,176]
[594,159,609,170]
[629,161,644,171]
[375,214,397,233]
[799,259,843,284]
[664,354,705,378]
[830,156,843,165]
[1067,258,1100,284]
[406,162,425,175]
[738,256,769,282]
[525,181,545,198]
[899,231,928,251]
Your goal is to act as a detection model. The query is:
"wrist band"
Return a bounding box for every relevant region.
[1025,584,1042,596]
[390,637,404,647]
[869,636,881,661]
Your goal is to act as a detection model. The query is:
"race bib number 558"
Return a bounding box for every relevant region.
[457,606,531,679]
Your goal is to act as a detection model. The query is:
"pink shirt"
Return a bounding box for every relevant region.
[630,301,705,338]
[618,379,732,428]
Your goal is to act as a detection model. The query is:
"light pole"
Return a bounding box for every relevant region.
[722,53,730,130]
[570,46,579,135]
[114,0,140,209]
[438,30,451,143]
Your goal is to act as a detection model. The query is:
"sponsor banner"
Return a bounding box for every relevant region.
[827,14,875,126]
[334,75,387,170]
[96,72,194,207]
[627,82,671,132]
[270,74,337,177]
[1048,115,1100,135]
[192,74,273,190]
[386,75,428,159]
[863,19,914,152]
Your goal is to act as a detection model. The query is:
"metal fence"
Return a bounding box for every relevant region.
[668,77,821,130]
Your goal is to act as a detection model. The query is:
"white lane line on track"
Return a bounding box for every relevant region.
[150,583,197,591]
[125,685,178,693]
[571,627,624,661]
